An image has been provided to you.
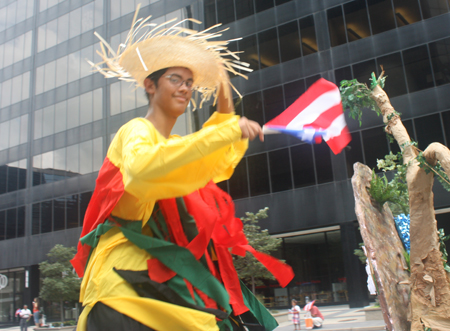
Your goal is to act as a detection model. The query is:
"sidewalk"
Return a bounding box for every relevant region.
[1,305,386,331]
[274,305,386,331]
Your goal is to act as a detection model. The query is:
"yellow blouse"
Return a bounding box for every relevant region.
[77,112,247,331]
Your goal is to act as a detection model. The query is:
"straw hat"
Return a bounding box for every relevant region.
[89,5,251,108]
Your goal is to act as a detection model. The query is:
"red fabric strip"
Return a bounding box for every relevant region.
[325,125,352,155]
[71,157,125,277]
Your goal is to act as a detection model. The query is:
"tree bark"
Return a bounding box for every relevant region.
[60,300,64,322]
[370,84,450,330]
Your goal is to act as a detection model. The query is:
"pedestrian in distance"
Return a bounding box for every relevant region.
[32,298,40,327]
[289,299,301,330]
[19,304,31,331]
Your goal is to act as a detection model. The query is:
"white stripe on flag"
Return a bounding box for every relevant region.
[323,113,347,141]
[285,89,341,131]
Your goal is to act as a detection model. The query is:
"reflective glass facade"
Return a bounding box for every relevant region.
[1,0,450,315]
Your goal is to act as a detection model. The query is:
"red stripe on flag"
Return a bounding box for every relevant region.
[266,78,337,127]
[305,103,344,130]
[325,126,352,155]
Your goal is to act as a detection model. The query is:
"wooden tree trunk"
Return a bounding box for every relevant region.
[371,84,450,330]
[60,299,64,322]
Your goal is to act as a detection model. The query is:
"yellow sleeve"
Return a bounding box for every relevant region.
[118,114,246,200]
[202,112,248,183]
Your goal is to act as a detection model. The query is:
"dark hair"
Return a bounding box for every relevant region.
[145,67,169,102]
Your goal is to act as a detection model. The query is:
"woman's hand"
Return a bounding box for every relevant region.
[239,117,264,141]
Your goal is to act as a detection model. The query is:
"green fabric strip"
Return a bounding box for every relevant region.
[240,280,278,331]
[118,226,231,314]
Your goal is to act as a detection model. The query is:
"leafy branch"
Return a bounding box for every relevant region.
[416,151,450,191]
[438,228,450,273]
[369,152,409,216]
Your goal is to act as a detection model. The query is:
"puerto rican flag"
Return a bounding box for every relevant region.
[304,300,316,311]
[263,78,351,154]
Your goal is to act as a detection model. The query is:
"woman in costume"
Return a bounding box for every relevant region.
[71,8,293,331]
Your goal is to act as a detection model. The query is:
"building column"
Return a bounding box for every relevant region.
[340,221,369,308]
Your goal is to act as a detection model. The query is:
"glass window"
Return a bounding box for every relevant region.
[247,153,271,196]
[57,13,69,43]
[11,75,22,105]
[335,66,352,87]
[362,126,389,169]
[258,28,280,69]
[69,7,82,39]
[68,50,81,83]
[110,82,121,116]
[276,0,292,4]
[66,194,79,229]
[314,143,333,184]
[300,15,317,55]
[55,101,67,133]
[429,37,450,86]
[236,0,254,20]
[66,144,80,174]
[55,56,67,88]
[42,105,55,137]
[18,159,27,190]
[53,197,65,231]
[32,203,40,235]
[17,206,25,238]
[80,140,93,175]
[94,0,103,27]
[46,19,58,50]
[284,79,305,107]
[0,166,6,194]
[9,117,20,147]
[93,88,103,121]
[44,61,56,92]
[34,109,43,139]
[269,148,292,192]
[22,71,30,101]
[305,74,321,89]
[67,96,80,129]
[376,52,407,97]
[41,200,52,233]
[393,0,421,26]
[243,91,264,125]
[1,79,12,108]
[328,6,347,47]
[278,21,301,63]
[7,166,18,193]
[290,144,315,188]
[204,0,216,28]
[79,191,93,226]
[80,45,94,79]
[0,121,9,150]
[20,115,28,145]
[344,0,371,42]
[80,91,93,126]
[0,210,4,240]
[345,132,364,178]
[352,59,377,86]
[93,137,103,172]
[238,35,259,71]
[6,208,16,239]
[217,0,235,25]
[255,0,274,13]
[403,45,434,93]
[228,159,249,199]
[81,2,94,33]
[367,0,396,35]
[415,114,445,150]
[420,0,449,19]
[263,86,284,122]
[442,111,450,144]
[121,81,136,112]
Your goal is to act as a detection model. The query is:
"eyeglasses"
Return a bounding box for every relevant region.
[165,74,194,90]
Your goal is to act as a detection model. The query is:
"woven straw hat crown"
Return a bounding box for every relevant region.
[89,5,251,108]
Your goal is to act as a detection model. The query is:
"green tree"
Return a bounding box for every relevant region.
[233,207,283,294]
[39,244,81,322]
